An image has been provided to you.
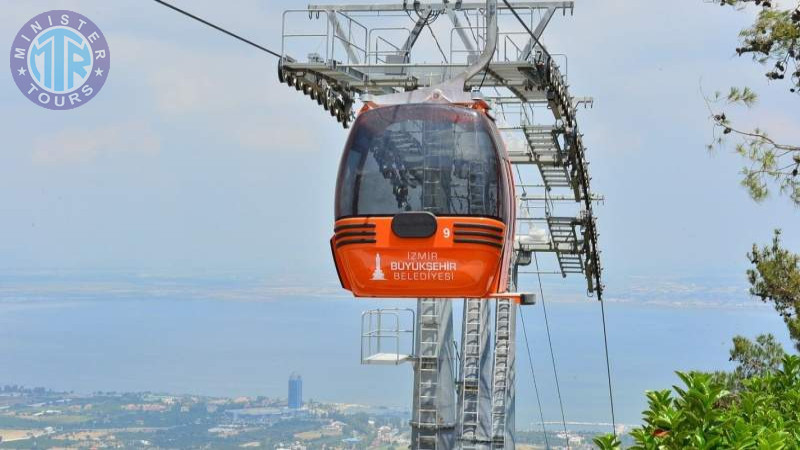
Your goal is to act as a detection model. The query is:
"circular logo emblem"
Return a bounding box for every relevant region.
[9,10,110,110]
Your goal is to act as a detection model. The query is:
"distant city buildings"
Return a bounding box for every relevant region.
[226,407,283,424]
[288,373,302,409]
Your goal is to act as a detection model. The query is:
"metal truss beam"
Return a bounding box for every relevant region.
[519,194,604,202]
[447,9,478,54]
[518,6,556,60]
[328,12,361,64]
[307,1,574,13]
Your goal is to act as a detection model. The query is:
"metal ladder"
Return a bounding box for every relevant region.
[415,299,442,450]
[522,125,573,192]
[459,299,489,449]
[491,298,515,448]
[547,216,585,276]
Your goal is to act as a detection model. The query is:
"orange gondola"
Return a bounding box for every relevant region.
[330,93,517,299]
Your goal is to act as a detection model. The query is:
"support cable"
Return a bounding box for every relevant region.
[599,291,617,435]
[513,164,548,447]
[427,23,449,63]
[404,8,448,63]
[519,310,551,449]
[153,0,281,58]
[515,165,527,197]
[533,251,570,449]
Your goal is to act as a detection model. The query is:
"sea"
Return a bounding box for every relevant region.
[0,273,793,433]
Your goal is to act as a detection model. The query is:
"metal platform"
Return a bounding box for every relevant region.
[364,352,413,365]
[361,308,416,365]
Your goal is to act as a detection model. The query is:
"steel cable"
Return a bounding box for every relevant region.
[153,0,281,58]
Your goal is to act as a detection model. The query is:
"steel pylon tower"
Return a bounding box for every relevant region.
[279,1,604,448]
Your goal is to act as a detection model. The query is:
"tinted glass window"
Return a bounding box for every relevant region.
[336,104,502,219]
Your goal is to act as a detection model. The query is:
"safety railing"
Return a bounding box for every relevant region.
[281,10,330,63]
[331,11,368,64]
[449,27,551,65]
[367,27,411,64]
[281,9,368,65]
[361,308,416,365]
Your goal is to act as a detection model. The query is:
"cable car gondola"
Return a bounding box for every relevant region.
[330,0,519,299]
[330,90,517,298]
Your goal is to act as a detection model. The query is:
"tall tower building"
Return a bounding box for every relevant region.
[288,372,302,409]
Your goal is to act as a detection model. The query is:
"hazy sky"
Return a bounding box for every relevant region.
[0,0,798,300]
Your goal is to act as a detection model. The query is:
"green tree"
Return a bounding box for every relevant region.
[720,0,800,92]
[728,333,786,378]
[705,0,800,204]
[597,356,800,449]
[748,229,800,351]
[713,333,786,392]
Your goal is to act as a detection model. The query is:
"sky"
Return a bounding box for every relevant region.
[0,0,797,293]
[0,0,799,428]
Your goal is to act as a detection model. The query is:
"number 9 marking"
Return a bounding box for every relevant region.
[443,228,451,239]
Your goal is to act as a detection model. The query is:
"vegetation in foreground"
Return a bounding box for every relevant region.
[594,355,800,449]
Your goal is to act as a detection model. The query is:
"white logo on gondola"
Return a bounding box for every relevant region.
[371,253,386,281]
[391,252,457,282]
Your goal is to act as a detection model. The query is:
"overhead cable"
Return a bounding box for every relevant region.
[599,292,617,435]
[520,310,551,449]
[153,0,281,58]
[512,167,550,448]
[500,0,551,61]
